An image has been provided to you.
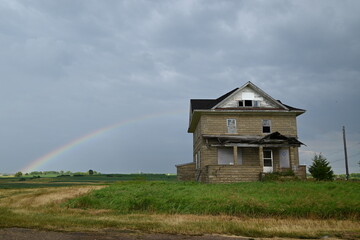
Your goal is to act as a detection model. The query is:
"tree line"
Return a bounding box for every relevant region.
[14,170,100,177]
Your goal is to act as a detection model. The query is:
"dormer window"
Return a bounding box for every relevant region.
[239,100,260,107]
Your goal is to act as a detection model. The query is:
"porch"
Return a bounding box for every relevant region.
[177,132,306,183]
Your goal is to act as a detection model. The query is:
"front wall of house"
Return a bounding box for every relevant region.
[199,147,300,168]
[200,113,298,137]
[191,113,302,182]
[197,145,302,182]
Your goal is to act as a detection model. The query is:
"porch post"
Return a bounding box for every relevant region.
[233,146,238,165]
[289,147,292,170]
[259,146,264,168]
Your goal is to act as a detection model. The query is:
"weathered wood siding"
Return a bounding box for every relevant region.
[176,163,196,181]
[295,165,306,179]
[216,86,276,108]
[205,165,262,183]
[201,114,298,137]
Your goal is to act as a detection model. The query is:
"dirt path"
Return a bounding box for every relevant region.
[0,228,251,240]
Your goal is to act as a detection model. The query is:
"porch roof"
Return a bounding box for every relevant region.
[203,132,304,147]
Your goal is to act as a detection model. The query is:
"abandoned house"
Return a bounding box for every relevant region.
[176,81,306,183]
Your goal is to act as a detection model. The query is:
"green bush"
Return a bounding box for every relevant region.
[309,154,334,181]
[262,170,296,181]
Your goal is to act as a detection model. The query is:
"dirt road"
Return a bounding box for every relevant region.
[0,228,250,240]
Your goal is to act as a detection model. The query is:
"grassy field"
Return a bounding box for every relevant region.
[67,181,360,219]
[0,177,359,239]
[0,174,176,188]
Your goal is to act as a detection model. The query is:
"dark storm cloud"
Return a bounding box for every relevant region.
[0,0,359,174]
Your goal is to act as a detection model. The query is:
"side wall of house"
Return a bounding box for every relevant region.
[176,163,196,181]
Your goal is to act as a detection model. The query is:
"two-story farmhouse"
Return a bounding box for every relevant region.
[176,81,306,183]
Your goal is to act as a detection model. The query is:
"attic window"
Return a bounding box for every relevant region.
[244,100,252,106]
[239,100,260,107]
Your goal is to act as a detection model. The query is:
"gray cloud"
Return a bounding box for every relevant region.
[1,0,359,174]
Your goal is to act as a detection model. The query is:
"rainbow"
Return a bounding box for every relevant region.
[20,110,186,173]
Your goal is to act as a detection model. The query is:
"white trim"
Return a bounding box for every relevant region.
[263,149,273,173]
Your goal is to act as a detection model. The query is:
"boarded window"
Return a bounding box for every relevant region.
[262,119,271,133]
[218,148,242,165]
[227,119,236,133]
[279,148,290,168]
[242,92,254,100]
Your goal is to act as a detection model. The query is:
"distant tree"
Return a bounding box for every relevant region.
[15,171,23,177]
[309,154,334,181]
[88,169,94,175]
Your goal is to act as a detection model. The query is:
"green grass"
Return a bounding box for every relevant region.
[67,181,360,219]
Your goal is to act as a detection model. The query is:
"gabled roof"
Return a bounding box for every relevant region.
[188,81,306,133]
[190,88,238,112]
[190,81,305,112]
[211,81,288,110]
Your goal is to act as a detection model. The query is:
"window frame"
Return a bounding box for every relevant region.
[263,149,273,167]
[226,118,237,134]
[239,100,260,107]
[195,151,201,169]
[262,119,271,133]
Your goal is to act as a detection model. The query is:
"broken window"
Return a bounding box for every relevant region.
[227,119,236,133]
[239,100,260,107]
[244,100,252,106]
[262,119,271,133]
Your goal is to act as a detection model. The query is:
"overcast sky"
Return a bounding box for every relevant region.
[1,0,359,174]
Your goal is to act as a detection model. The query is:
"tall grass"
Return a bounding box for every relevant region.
[67,181,360,219]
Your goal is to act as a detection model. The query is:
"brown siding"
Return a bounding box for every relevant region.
[242,148,260,166]
[183,111,303,183]
[295,165,307,179]
[200,114,298,137]
[205,165,262,183]
[176,163,196,181]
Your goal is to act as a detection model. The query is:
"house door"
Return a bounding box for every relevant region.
[263,149,273,173]
[279,148,290,168]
